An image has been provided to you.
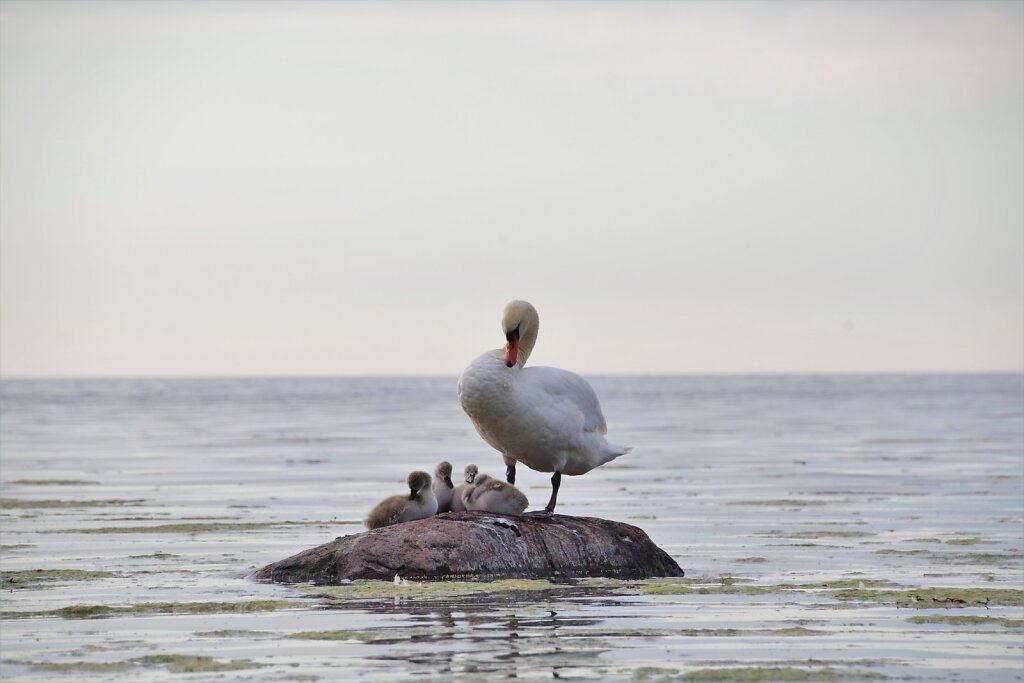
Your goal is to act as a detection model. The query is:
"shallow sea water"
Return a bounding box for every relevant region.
[0,375,1021,682]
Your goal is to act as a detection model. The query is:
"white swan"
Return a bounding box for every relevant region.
[457,300,629,514]
[363,471,438,529]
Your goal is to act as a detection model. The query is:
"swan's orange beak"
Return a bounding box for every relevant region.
[504,331,519,367]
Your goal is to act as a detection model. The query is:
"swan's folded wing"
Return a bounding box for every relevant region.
[519,366,608,434]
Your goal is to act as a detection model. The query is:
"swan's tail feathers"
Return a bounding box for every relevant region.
[601,442,631,466]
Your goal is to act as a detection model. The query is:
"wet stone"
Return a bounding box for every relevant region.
[249,512,684,583]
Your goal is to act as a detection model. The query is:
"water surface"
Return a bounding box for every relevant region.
[1,375,1022,681]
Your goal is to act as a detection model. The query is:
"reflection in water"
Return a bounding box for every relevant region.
[322,591,615,678]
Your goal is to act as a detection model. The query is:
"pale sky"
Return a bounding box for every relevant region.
[1,0,1022,377]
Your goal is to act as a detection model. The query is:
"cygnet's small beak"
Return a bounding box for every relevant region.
[445,476,454,489]
[408,488,417,501]
[504,329,519,367]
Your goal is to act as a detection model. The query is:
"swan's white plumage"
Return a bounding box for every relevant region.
[457,301,628,478]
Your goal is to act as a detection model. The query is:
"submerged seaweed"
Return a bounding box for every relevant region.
[2,599,304,620]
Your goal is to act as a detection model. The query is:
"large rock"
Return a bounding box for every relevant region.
[250,511,683,583]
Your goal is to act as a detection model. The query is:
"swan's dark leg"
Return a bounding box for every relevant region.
[544,471,561,513]
[505,464,516,484]
[525,471,560,518]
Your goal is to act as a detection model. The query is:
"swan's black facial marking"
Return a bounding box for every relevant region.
[504,326,521,367]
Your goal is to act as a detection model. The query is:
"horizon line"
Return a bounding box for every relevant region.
[1,369,1022,382]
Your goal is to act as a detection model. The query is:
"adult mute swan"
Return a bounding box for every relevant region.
[457,300,629,515]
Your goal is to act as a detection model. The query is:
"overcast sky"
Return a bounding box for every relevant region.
[1,0,1021,377]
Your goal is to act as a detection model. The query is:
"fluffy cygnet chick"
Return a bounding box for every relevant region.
[449,464,479,513]
[432,461,455,513]
[364,471,438,529]
[462,473,529,516]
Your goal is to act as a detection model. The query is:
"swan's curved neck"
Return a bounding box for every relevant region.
[516,325,538,367]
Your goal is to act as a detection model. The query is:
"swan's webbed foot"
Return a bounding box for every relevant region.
[505,464,516,484]
[523,509,553,518]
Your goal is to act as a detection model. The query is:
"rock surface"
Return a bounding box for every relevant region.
[250,512,683,583]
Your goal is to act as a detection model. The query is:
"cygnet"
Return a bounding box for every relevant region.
[461,473,529,516]
[364,471,438,529]
[449,464,479,513]
[432,461,455,513]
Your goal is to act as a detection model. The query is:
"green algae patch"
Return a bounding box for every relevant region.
[98,515,239,522]
[285,629,379,642]
[9,660,134,673]
[944,537,990,545]
[578,576,765,596]
[0,498,145,509]
[55,605,117,619]
[757,529,873,539]
[0,544,34,551]
[874,548,1022,565]
[46,520,330,534]
[634,666,679,680]
[133,654,265,673]
[308,577,556,601]
[785,579,900,590]
[906,615,1024,628]
[734,557,768,563]
[196,629,276,638]
[577,577,634,588]
[874,549,929,556]
[942,551,1024,565]
[285,627,439,644]
[772,626,830,636]
[675,627,827,637]
[676,667,886,681]
[598,577,955,603]
[2,568,116,589]
[623,577,771,597]
[9,479,100,486]
[675,628,743,637]
[637,584,776,596]
[830,586,1023,608]
[46,599,304,619]
[659,576,754,585]
[12,654,269,674]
